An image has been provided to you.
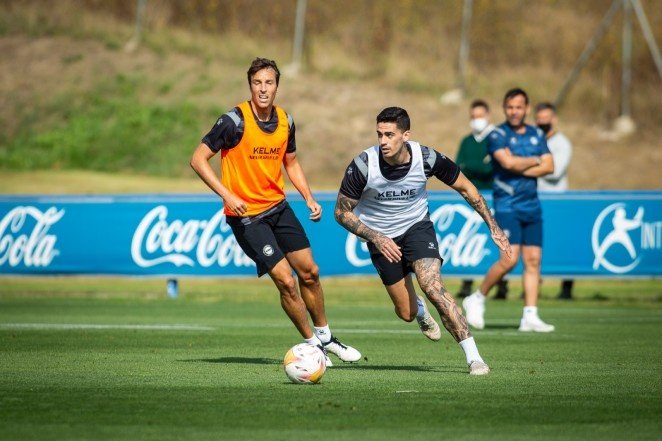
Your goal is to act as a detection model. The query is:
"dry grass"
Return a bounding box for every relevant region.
[0,170,206,194]
[0,1,660,192]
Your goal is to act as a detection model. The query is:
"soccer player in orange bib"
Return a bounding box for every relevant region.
[190,58,360,366]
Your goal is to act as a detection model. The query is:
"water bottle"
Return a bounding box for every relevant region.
[166,278,179,299]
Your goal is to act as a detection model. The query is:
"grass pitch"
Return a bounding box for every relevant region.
[0,278,660,440]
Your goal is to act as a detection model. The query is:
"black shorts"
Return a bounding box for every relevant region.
[227,201,310,277]
[367,219,443,286]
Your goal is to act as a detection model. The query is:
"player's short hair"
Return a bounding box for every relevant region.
[376,107,410,131]
[470,99,490,112]
[535,102,556,114]
[503,88,529,105]
[247,58,280,86]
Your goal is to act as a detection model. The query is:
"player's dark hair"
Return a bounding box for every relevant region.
[376,107,410,131]
[535,101,556,113]
[503,88,529,105]
[470,99,490,112]
[247,57,280,86]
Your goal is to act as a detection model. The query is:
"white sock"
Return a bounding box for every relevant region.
[472,289,486,300]
[313,325,332,344]
[523,306,538,319]
[416,297,427,319]
[305,335,322,346]
[459,337,484,364]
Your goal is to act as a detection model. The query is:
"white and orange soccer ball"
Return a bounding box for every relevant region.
[283,343,327,384]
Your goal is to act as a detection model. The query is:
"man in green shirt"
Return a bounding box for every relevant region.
[455,100,508,299]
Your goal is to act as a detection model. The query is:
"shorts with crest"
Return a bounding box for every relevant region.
[227,201,310,277]
[367,219,443,286]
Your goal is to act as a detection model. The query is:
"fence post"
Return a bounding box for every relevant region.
[554,0,621,109]
[286,0,307,76]
[456,0,473,93]
[125,0,147,53]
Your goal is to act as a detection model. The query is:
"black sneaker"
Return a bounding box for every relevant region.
[494,279,508,300]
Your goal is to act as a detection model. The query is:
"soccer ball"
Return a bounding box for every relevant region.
[283,343,326,384]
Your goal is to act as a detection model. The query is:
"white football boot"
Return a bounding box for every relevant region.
[316,344,333,367]
[518,315,555,333]
[462,292,486,330]
[416,296,441,341]
[468,360,490,376]
[323,336,362,364]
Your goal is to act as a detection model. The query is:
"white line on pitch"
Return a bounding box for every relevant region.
[333,328,420,335]
[0,323,540,336]
[0,323,215,331]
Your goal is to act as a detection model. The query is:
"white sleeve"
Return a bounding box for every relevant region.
[546,133,573,182]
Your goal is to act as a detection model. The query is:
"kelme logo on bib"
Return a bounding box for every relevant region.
[263,245,274,256]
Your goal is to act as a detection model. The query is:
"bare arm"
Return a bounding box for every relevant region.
[189,143,247,215]
[450,172,512,258]
[283,152,321,221]
[334,192,402,263]
[493,148,540,174]
[522,153,554,177]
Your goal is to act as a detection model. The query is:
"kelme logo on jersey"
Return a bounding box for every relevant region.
[376,188,418,201]
[249,146,280,160]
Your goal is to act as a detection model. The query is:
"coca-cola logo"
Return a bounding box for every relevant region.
[431,204,490,266]
[345,204,490,268]
[0,206,64,267]
[131,205,254,268]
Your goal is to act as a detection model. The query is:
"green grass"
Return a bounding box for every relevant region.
[1,278,661,440]
[1,73,216,177]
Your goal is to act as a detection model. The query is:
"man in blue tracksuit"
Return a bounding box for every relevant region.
[463,88,556,332]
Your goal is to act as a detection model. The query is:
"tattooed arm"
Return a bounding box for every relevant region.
[450,172,512,257]
[334,192,402,263]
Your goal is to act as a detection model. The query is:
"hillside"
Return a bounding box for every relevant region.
[0,0,660,193]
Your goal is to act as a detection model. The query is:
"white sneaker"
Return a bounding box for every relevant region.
[462,292,485,330]
[323,336,362,363]
[518,315,555,333]
[469,360,490,376]
[416,296,441,341]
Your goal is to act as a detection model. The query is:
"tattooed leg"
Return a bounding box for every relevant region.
[412,258,472,342]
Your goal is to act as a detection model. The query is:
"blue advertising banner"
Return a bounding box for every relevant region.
[0,191,660,278]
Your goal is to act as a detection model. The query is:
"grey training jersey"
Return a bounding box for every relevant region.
[354,141,429,238]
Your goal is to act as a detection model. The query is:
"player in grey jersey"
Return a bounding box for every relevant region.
[335,107,512,375]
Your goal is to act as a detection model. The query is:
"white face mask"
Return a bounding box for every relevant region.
[470,117,489,134]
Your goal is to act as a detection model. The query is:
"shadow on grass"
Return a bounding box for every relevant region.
[179,357,457,372]
[331,364,456,373]
[180,357,280,365]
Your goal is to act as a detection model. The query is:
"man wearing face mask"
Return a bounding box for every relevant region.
[455,100,509,300]
[462,88,556,333]
[535,102,574,300]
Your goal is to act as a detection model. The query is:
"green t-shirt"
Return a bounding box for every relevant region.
[455,134,493,190]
